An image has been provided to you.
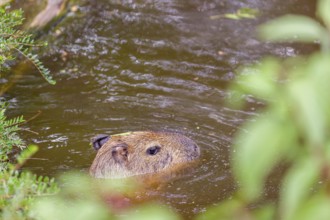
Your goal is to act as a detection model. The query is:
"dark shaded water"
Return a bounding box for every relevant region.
[2,0,315,218]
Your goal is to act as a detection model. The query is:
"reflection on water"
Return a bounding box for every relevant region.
[3,0,314,218]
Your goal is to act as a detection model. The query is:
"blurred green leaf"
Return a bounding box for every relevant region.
[280,157,321,220]
[317,0,330,27]
[60,172,138,197]
[233,113,296,200]
[304,54,330,114]
[326,141,330,161]
[288,78,326,146]
[32,198,112,220]
[291,192,330,220]
[259,15,327,43]
[253,204,275,220]
[195,199,244,220]
[119,204,181,220]
[235,58,280,100]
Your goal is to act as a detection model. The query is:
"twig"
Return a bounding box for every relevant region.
[21,110,42,125]
[25,157,48,161]
[20,128,39,135]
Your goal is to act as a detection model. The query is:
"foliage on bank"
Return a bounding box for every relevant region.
[199,0,330,219]
[0,5,55,84]
[0,104,59,220]
[0,4,58,219]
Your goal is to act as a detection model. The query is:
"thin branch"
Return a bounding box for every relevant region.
[20,128,39,135]
[21,110,42,125]
[25,157,48,161]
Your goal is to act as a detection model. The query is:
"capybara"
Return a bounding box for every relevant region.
[90,131,200,179]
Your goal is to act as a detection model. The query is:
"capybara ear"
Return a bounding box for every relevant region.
[112,143,128,163]
[92,134,110,151]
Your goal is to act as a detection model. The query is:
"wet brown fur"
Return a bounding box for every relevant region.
[90,131,200,179]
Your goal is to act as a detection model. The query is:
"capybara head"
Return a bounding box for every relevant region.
[89,131,200,179]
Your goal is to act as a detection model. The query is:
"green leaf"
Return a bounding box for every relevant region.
[119,204,181,220]
[259,15,327,43]
[235,58,280,100]
[253,204,275,220]
[306,54,330,108]
[60,172,138,197]
[280,157,321,220]
[233,113,296,200]
[317,0,330,27]
[291,192,330,220]
[288,78,326,146]
[33,198,111,220]
[195,199,244,220]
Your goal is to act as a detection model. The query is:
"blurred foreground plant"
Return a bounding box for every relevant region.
[30,172,180,220]
[198,0,330,219]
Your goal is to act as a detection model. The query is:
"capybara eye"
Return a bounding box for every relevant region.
[146,146,160,155]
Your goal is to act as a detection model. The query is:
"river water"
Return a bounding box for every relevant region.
[2,0,314,218]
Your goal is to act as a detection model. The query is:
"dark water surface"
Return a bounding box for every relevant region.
[3,0,314,218]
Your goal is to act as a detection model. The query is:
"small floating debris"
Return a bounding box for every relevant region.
[210,8,259,20]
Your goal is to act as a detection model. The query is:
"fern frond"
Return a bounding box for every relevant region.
[11,46,56,85]
[0,102,25,163]
[25,52,56,85]
[4,115,24,128]
[0,5,56,85]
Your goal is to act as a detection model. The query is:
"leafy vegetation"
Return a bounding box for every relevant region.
[0,5,55,84]
[31,172,180,220]
[0,102,25,170]
[199,0,330,219]
[0,5,58,219]
[0,104,59,220]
